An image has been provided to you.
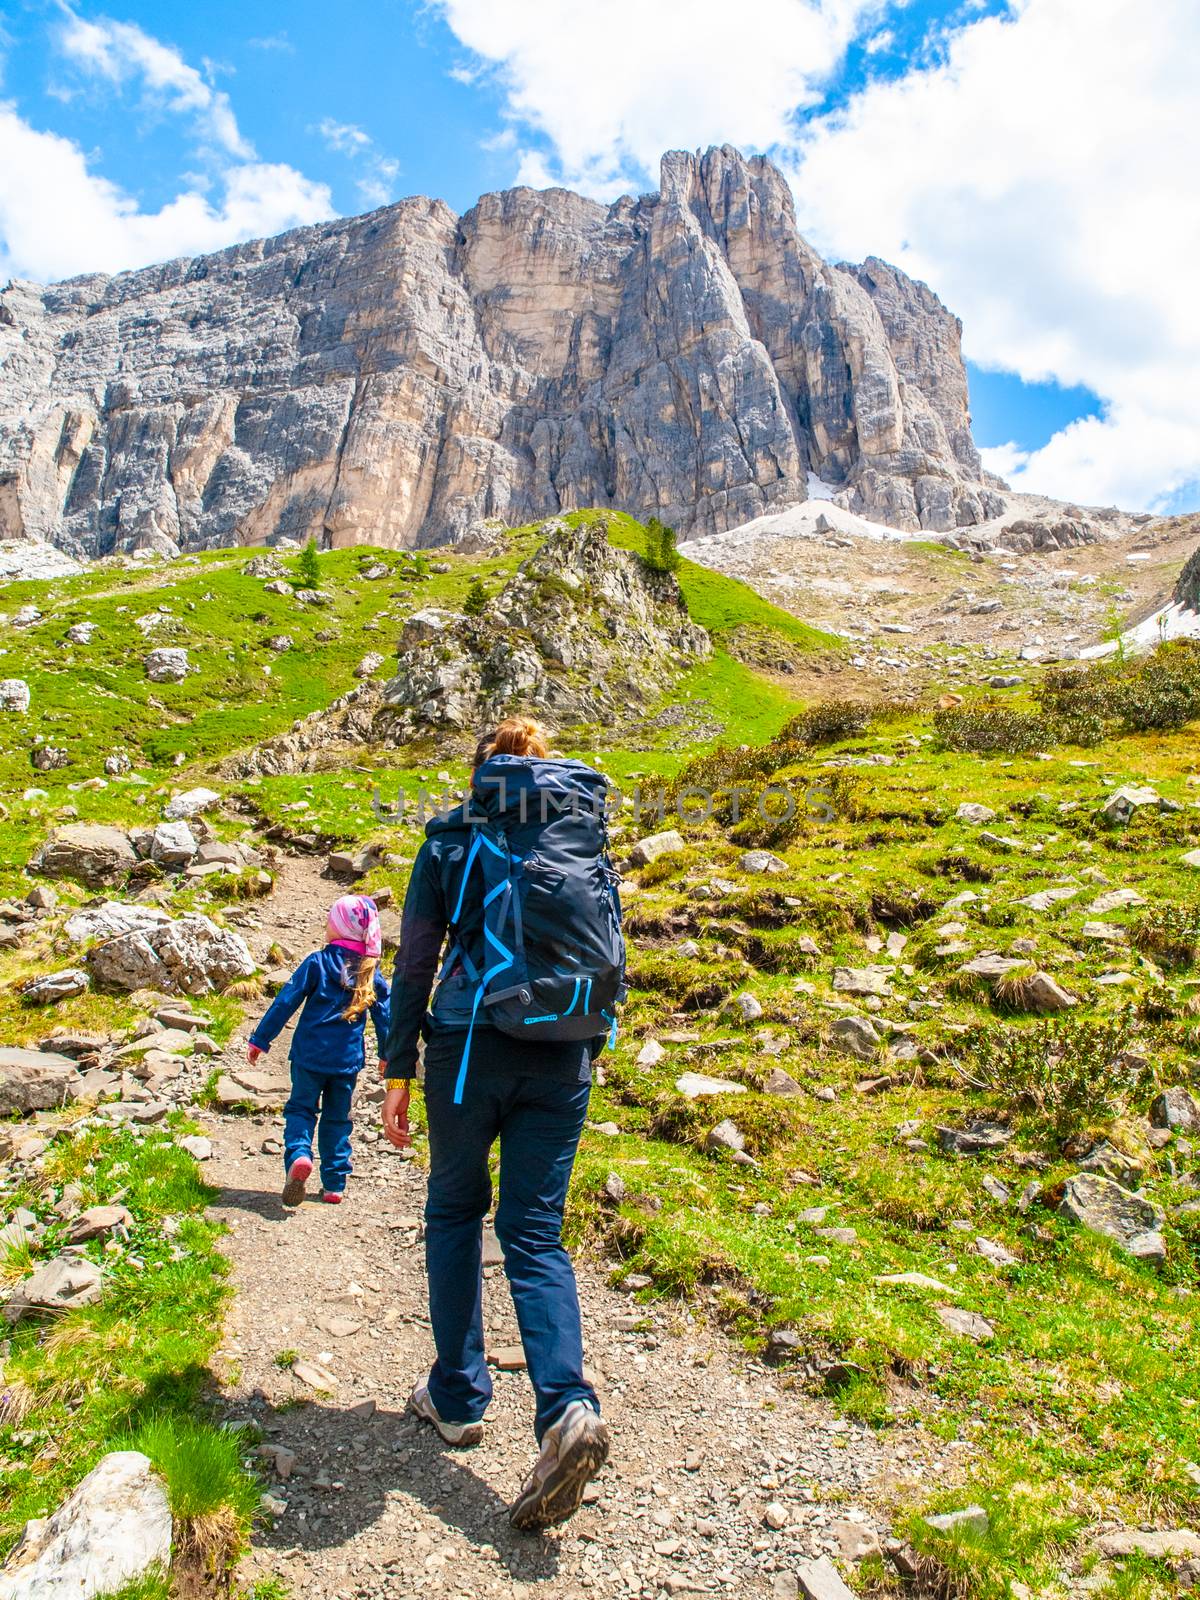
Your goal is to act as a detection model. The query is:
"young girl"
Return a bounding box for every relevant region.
[249,894,390,1206]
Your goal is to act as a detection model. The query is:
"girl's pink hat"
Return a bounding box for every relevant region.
[327,894,382,960]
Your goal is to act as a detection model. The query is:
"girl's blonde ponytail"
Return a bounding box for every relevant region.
[342,956,378,1023]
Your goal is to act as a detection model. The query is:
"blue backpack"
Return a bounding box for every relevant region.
[437,754,626,1102]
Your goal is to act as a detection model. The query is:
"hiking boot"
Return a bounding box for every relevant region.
[509,1401,609,1531]
[281,1156,312,1207]
[407,1377,484,1448]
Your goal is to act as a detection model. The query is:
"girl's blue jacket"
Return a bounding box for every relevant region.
[249,946,390,1074]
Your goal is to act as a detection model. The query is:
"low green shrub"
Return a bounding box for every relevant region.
[934,703,1057,755]
[960,1014,1147,1136]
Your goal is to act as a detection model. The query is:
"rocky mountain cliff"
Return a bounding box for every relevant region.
[0,146,1003,559]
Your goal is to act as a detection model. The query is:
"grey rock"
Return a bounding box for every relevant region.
[1151,1087,1199,1131]
[1096,1529,1200,1560]
[67,1204,132,1243]
[354,652,386,678]
[955,802,995,824]
[0,148,997,561]
[0,1450,170,1600]
[937,1121,1012,1155]
[832,964,893,997]
[163,787,221,820]
[706,1119,747,1156]
[1089,887,1146,914]
[65,621,97,644]
[20,968,89,1004]
[143,647,189,683]
[5,1255,103,1323]
[924,1505,989,1536]
[735,991,764,1022]
[935,1306,996,1342]
[65,902,172,943]
[88,912,255,995]
[630,829,688,867]
[1078,1142,1144,1189]
[974,1235,1020,1268]
[1059,1173,1165,1262]
[149,821,197,868]
[0,679,30,713]
[796,1555,857,1600]
[1015,886,1078,912]
[1024,971,1077,1012]
[25,884,58,910]
[959,952,1028,980]
[829,1016,881,1060]
[1098,784,1168,826]
[763,1067,803,1097]
[265,634,293,653]
[0,1047,81,1114]
[675,1072,746,1099]
[31,824,136,887]
[178,1135,213,1161]
[740,849,787,874]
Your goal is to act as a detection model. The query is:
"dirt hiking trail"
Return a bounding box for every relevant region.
[205,857,949,1599]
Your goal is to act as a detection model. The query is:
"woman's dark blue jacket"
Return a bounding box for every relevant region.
[249,946,390,1074]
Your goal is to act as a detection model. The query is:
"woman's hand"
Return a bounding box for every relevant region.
[247,1043,264,1066]
[383,1083,412,1150]
[377,1056,388,1079]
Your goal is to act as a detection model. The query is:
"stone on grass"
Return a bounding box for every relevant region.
[0,1048,81,1115]
[1015,886,1079,912]
[178,1135,213,1161]
[65,903,172,944]
[20,969,88,1004]
[829,1016,880,1061]
[676,1072,746,1099]
[832,965,893,997]
[959,952,1026,980]
[1078,1142,1144,1189]
[1080,921,1125,942]
[706,1119,747,1156]
[0,679,31,713]
[1182,849,1200,869]
[355,652,386,678]
[67,1205,132,1244]
[149,821,197,867]
[4,1256,103,1323]
[637,1039,666,1067]
[937,1122,1012,1155]
[163,786,221,820]
[0,1450,170,1600]
[1151,1087,1199,1131]
[629,829,686,866]
[1058,1173,1165,1263]
[974,1235,1020,1268]
[955,802,995,824]
[1024,971,1077,1012]
[875,1271,956,1293]
[763,1067,802,1097]
[1097,784,1169,826]
[88,912,254,996]
[143,647,189,682]
[735,991,764,1022]
[741,849,787,874]
[936,1306,996,1342]
[1089,888,1146,914]
[924,1505,989,1536]
[32,824,136,887]
[1096,1529,1200,1559]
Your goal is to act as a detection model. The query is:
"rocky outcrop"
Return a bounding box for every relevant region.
[374,516,710,742]
[1174,542,1200,610]
[0,148,999,558]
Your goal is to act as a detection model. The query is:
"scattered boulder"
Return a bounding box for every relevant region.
[20,969,89,1004]
[0,1450,170,1599]
[149,821,197,867]
[955,802,995,824]
[706,1119,748,1157]
[4,1255,103,1323]
[143,647,190,683]
[935,1306,996,1342]
[796,1555,857,1600]
[1098,784,1171,826]
[832,965,892,997]
[630,829,686,867]
[0,1048,81,1114]
[960,952,1028,981]
[31,824,136,887]
[1015,886,1078,912]
[1151,1087,1199,1131]
[65,903,172,944]
[1058,1173,1165,1263]
[1089,887,1146,914]
[1078,1142,1144,1189]
[1095,1529,1200,1560]
[1024,971,1077,1012]
[735,991,764,1022]
[88,912,255,996]
[65,621,97,645]
[355,652,386,678]
[763,1067,803,1097]
[937,1122,1012,1155]
[0,679,30,713]
[741,849,787,874]
[31,744,70,771]
[637,1039,666,1067]
[829,1016,881,1061]
[265,635,293,653]
[924,1505,989,1537]
[163,787,221,820]
[67,1205,132,1244]
[675,1072,747,1099]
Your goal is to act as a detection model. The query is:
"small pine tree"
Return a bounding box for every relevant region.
[296,538,321,589]
[643,516,680,575]
[463,576,488,617]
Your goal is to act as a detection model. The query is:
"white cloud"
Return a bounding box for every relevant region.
[433,0,885,197]
[315,116,400,211]
[58,12,253,158]
[785,0,1200,511]
[248,34,295,53]
[0,101,333,280]
[435,0,1200,511]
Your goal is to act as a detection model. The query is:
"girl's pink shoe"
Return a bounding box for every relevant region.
[282,1156,313,1207]
[321,1191,344,1205]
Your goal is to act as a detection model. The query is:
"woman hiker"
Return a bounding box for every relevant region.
[381,715,625,1531]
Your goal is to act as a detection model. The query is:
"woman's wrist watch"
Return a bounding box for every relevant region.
[385,1077,408,1090]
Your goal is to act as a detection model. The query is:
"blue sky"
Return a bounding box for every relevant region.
[0,0,1195,513]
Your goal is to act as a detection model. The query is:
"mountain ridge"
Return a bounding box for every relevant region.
[0,145,1003,559]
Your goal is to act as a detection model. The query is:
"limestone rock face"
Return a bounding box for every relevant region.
[0,148,998,557]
